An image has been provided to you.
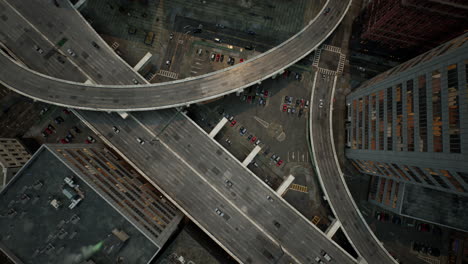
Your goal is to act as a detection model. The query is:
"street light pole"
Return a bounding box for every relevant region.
[152,107,184,142]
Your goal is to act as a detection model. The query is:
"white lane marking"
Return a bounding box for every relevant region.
[129,114,302,264]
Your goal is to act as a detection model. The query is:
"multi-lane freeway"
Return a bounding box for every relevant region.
[0,0,360,263]
[0,0,352,111]
[310,72,396,263]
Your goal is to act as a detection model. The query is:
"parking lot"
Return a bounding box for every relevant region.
[23,107,99,146]
[187,68,335,223]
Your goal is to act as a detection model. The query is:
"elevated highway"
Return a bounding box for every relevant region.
[0,0,359,262]
[0,0,351,111]
[309,72,396,263]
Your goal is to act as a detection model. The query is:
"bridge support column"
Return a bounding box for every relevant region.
[275,174,295,196]
[74,0,87,10]
[118,112,129,119]
[325,218,341,239]
[208,117,228,138]
[242,145,261,166]
[134,52,152,72]
[357,256,369,264]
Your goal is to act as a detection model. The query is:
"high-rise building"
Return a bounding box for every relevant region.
[0,144,183,263]
[345,33,468,231]
[359,0,468,51]
[0,138,31,188]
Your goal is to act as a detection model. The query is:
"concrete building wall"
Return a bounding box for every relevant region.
[346,34,468,196]
[0,138,31,188]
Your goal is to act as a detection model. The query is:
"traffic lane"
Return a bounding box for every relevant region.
[3,0,141,85]
[311,78,395,262]
[0,3,85,82]
[0,0,351,110]
[78,110,289,264]
[132,110,356,264]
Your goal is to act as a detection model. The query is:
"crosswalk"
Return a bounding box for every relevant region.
[157,70,179,79]
[289,184,308,193]
[337,53,346,74]
[417,255,440,264]
[322,44,341,53]
[110,42,119,50]
[318,68,336,76]
[312,48,322,67]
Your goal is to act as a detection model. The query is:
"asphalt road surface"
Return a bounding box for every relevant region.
[0,0,351,110]
[310,72,396,264]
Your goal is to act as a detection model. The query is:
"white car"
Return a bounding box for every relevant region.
[136,137,144,145]
[214,208,224,217]
[319,99,324,108]
[67,48,76,57]
[112,126,120,134]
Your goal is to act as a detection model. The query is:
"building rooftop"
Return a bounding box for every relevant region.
[0,146,158,264]
[401,184,468,232]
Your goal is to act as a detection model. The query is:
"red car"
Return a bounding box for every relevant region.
[282,104,288,112]
[60,138,68,144]
[230,120,237,127]
[216,54,220,62]
[247,96,252,104]
[85,139,92,144]
[251,136,257,143]
[263,90,268,97]
[44,128,53,135]
[62,108,71,115]
[240,58,244,63]
[417,223,431,232]
[276,160,283,167]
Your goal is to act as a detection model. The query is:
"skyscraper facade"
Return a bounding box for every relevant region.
[0,138,31,188]
[346,33,468,210]
[359,0,468,51]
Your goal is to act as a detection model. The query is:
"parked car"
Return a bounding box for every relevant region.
[54,116,64,124]
[112,126,120,133]
[417,223,431,232]
[239,127,247,136]
[276,160,283,167]
[282,104,288,112]
[247,135,253,141]
[72,126,81,133]
[251,136,257,143]
[230,120,237,127]
[87,136,96,143]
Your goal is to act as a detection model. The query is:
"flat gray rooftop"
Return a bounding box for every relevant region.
[401,184,468,231]
[0,147,158,264]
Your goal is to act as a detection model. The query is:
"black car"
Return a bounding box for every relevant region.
[72,126,81,133]
[91,41,100,49]
[247,135,253,141]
